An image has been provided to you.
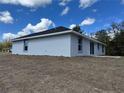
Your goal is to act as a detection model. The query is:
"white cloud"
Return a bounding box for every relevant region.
[19,18,55,36]
[0,11,14,24]
[80,18,96,26]
[69,24,76,29]
[59,0,71,6]
[61,6,69,16]
[3,33,17,41]
[79,0,98,8]
[0,0,52,8]
[2,18,55,41]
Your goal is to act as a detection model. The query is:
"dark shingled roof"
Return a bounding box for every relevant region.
[15,26,71,40]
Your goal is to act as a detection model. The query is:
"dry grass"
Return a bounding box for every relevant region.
[0,54,124,93]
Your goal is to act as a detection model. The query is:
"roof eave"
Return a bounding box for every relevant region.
[71,31,106,46]
[12,30,72,42]
[12,30,106,46]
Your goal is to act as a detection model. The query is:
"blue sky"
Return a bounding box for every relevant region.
[0,0,124,41]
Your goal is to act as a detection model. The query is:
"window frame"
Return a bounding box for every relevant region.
[24,40,28,52]
[90,41,94,55]
[78,38,83,53]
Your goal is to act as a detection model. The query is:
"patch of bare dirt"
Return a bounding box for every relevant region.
[0,54,124,93]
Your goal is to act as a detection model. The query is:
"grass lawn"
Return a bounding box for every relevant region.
[0,54,124,93]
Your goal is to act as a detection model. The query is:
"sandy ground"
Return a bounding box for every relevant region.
[0,54,124,93]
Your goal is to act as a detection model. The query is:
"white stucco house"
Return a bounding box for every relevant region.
[12,26,106,57]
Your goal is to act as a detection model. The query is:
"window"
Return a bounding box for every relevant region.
[24,40,28,51]
[90,42,94,54]
[97,43,100,50]
[78,38,82,52]
[102,45,104,53]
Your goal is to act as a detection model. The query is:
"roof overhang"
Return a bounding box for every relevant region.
[12,30,72,42]
[72,31,106,45]
[12,30,106,46]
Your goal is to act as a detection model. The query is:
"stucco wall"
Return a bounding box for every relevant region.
[70,34,105,56]
[12,34,71,57]
[70,34,91,56]
[12,33,105,57]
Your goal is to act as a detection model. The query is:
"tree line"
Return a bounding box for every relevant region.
[95,22,124,56]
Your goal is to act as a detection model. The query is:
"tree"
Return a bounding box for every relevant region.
[106,22,124,56]
[95,21,124,56]
[109,30,124,56]
[95,29,111,55]
[111,22,120,33]
[95,29,110,44]
[72,25,83,34]
[0,43,3,52]
[0,41,12,52]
